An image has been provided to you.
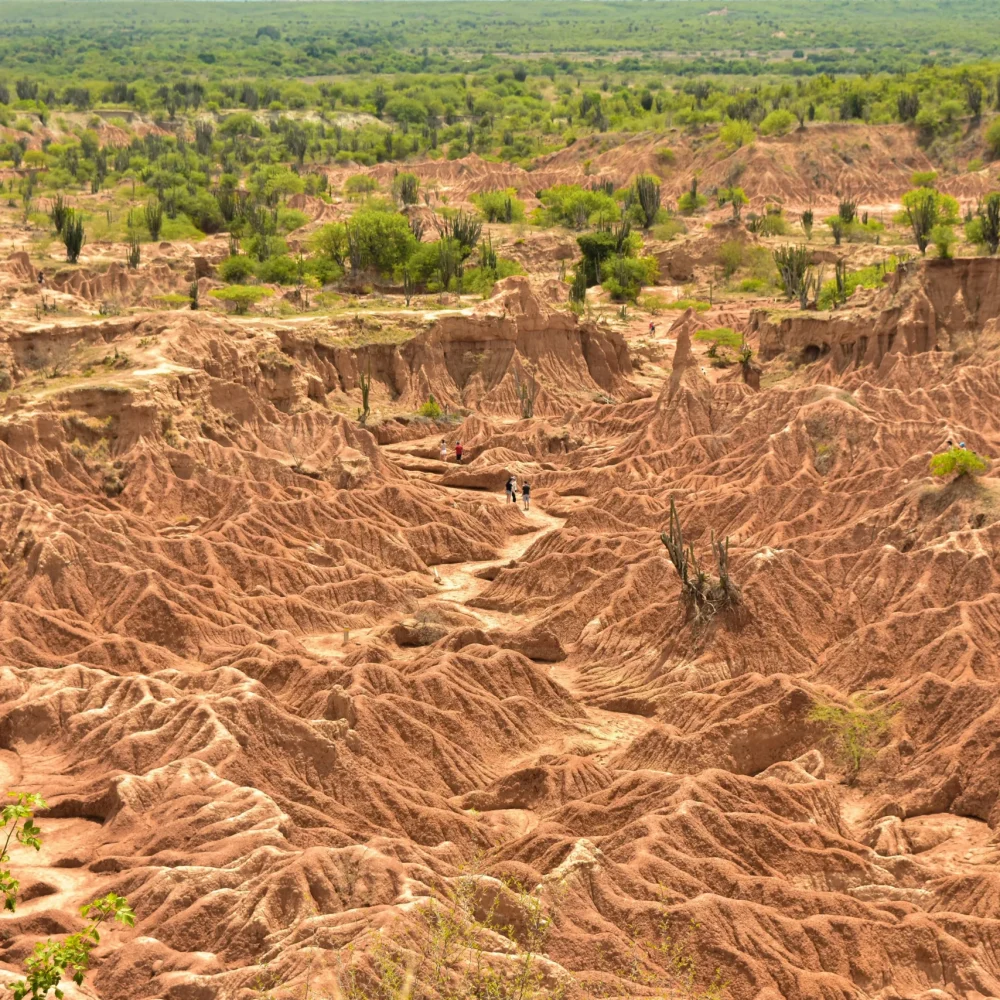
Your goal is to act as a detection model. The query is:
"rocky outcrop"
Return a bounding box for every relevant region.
[753,257,1000,369]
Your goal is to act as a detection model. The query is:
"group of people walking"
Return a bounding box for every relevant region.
[505,476,530,510]
[436,437,529,509]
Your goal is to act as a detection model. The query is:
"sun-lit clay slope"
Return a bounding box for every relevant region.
[4,262,1000,999]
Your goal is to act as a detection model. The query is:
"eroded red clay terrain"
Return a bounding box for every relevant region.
[2,144,1000,1000]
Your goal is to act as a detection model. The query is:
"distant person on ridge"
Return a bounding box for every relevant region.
[510,476,518,503]
[439,437,448,462]
[522,481,531,510]
[455,440,463,463]
[505,476,514,503]
[648,321,656,335]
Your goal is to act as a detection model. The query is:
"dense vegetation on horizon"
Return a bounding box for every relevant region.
[2,0,1000,84]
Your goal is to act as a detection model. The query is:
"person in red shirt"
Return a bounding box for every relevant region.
[455,441,464,463]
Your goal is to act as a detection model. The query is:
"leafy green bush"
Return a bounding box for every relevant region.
[719,118,755,150]
[931,223,956,259]
[256,253,301,284]
[929,445,988,478]
[694,327,742,350]
[218,254,256,283]
[717,239,744,277]
[345,207,416,273]
[276,207,308,233]
[759,108,796,136]
[817,255,902,309]
[535,184,618,228]
[210,285,274,314]
[601,254,657,301]
[418,395,442,418]
[344,173,377,198]
[808,698,898,779]
[986,118,1000,157]
[895,187,960,254]
[471,188,525,223]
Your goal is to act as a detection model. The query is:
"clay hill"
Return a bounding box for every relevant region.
[3,252,1000,1000]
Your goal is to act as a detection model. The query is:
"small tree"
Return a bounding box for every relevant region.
[719,187,748,221]
[209,285,273,315]
[513,362,539,419]
[808,699,897,782]
[801,208,814,238]
[897,187,959,255]
[929,445,988,478]
[61,211,85,264]
[189,281,199,311]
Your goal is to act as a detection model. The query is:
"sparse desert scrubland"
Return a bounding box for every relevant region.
[3,3,1000,999]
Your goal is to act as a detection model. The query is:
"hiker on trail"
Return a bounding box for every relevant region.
[439,437,448,462]
[37,271,44,287]
[960,441,967,449]
[522,481,531,510]
[505,476,514,503]
[648,321,656,335]
[510,476,518,503]
[455,440,464,463]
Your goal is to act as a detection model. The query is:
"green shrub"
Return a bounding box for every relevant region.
[535,184,618,228]
[345,207,416,274]
[719,118,755,150]
[717,239,744,277]
[694,327,742,350]
[418,395,442,418]
[218,254,256,283]
[276,207,308,233]
[931,223,956,259]
[600,254,658,302]
[817,255,902,309]
[759,108,796,136]
[652,217,687,241]
[929,445,988,478]
[210,285,274,314]
[256,253,301,284]
[471,188,525,223]
[461,256,523,295]
[344,173,377,197]
[808,698,898,779]
[986,118,1000,157]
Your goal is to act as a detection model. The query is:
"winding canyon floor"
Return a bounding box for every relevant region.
[2,267,1000,1000]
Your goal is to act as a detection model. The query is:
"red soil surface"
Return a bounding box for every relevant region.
[0,241,1000,1000]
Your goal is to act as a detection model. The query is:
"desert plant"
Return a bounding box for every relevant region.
[931,223,956,259]
[0,792,45,912]
[49,193,69,234]
[660,498,740,622]
[472,189,525,223]
[358,361,373,425]
[717,239,744,278]
[569,265,587,305]
[739,338,754,381]
[678,176,707,215]
[828,216,844,246]
[773,244,811,301]
[61,211,85,263]
[513,362,539,419]
[634,174,661,229]
[418,395,442,419]
[402,265,415,306]
[409,215,425,242]
[125,230,141,269]
[393,171,420,206]
[209,285,273,315]
[808,698,898,780]
[898,187,959,255]
[801,208,814,238]
[436,209,482,250]
[977,193,1000,253]
[838,197,858,224]
[929,445,988,478]
[719,118,755,150]
[144,198,164,240]
[11,893,135,1000]
[189,281,199,310]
